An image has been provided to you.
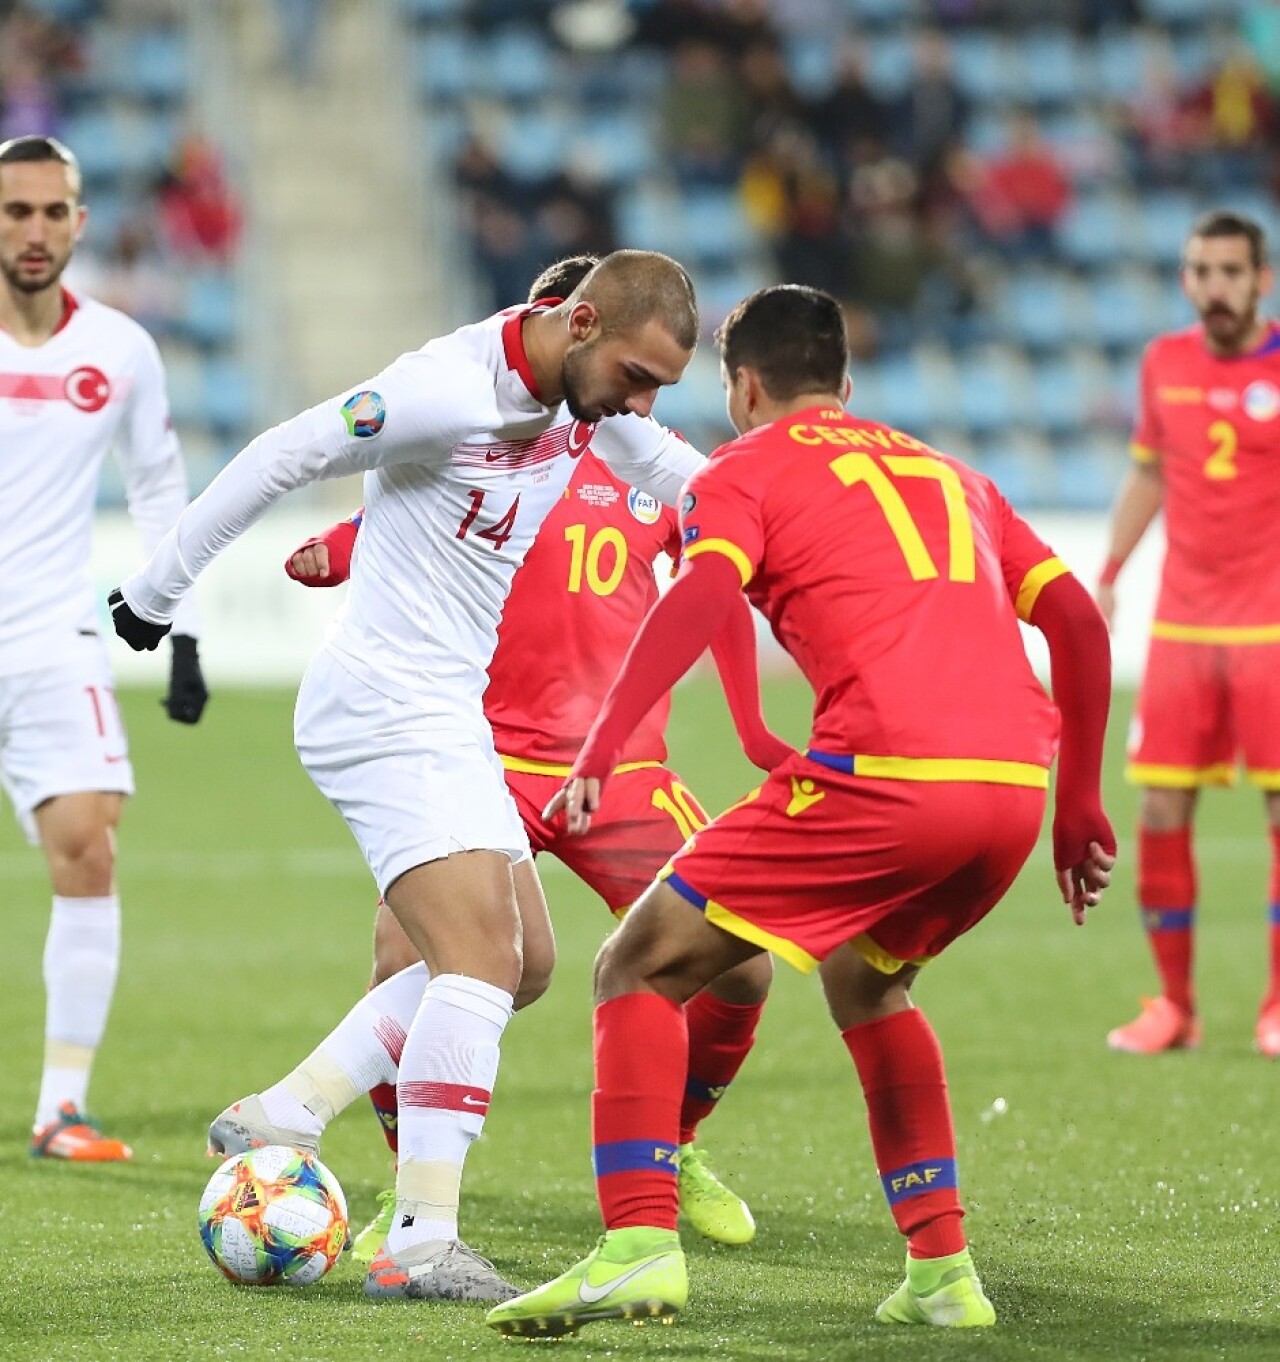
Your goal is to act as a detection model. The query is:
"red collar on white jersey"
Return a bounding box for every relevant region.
[501,299,561,406]
[0,286,78,340]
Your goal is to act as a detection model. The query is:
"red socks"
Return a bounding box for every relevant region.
[592,993,687,1231]
[679,992,763,1146]
[842,1009,966,1260]
[368,1082,399,1156]
[1138,827,1196,1014]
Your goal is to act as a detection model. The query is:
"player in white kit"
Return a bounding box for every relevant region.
[0,136,207,1162]
[110,250,703,1300]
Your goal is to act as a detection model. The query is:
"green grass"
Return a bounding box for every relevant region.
[2,678,1278,1361]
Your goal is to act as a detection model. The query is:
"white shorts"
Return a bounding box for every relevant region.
[0,634,135,845]
[294,648,530,894]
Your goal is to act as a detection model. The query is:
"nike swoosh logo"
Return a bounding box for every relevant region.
[460,1094,487,1107]
[577,1254,672,1304]
[104,754,128,764]
[485,450,506,462]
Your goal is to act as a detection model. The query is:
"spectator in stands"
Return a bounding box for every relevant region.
[1182,47,1275,192]
[72,217,180,336]
[890,29,969,182]
[767,127,847,300]
[156,135,241,265]
[969,109,1073,263]
[659,40,748,188]
[0,51,59,141]
[803,40,888,167]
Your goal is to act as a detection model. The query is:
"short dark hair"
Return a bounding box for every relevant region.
[528,255,599,304]
[1188,210,1268,268]
[0,135,82,199]
[572,249,699,352]
[715,285,849,401]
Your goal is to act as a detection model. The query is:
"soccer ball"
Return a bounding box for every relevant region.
[198,1145,348,1287]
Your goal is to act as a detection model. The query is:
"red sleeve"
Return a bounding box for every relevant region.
[1130,342,1163,464]
[709,595,793,772]
[678,454,766,587]
[572,552,743,782]
[285,509,362,587]
[1027,573,1117,870]
[996,493,1071,622]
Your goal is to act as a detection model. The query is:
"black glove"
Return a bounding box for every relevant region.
[165,635,209,725]
[108,587,171,652]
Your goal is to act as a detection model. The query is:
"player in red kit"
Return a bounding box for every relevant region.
[1099,212,1280,1057]
[487,285,1115,1338]
[287,257,784,1263]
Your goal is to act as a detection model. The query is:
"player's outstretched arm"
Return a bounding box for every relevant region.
[1028,571,1118,924]
[709,594,793,772]
[591,416,705,507]
[286,511,363,587]
[545,551,743,834]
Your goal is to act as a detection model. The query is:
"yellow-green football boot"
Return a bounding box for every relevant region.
[486,1227,686,1338]
[876,1248,996,1327]
[678,1143,755,1244]
[351,1187,396,1267]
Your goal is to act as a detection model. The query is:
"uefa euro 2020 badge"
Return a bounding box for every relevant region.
[1242,380,1280,423]
[341,390,386,438]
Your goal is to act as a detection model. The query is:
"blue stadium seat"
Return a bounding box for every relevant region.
[954,351,1029,435]
[1031,358,1090,437]
[403,0,467,19]
[951,33,1021,104]
[495,110,572,182]
[1053,442,1125,512]
[1142,0,1228,27]
[1092,29,1149,102]
[862,352,944,432]
[1001,272,1084,351]
[1141,191,1199,266]
[182,273,238,350]
[682,189,757,269]
[125,28,190,104]
[863,33,911,96]
[970,443,1052,509]
[837,0,910,24]
[569,109,656,185]
[1021,29,1085,107]
[412,28,475,101]
[1057,194,1136,269]
[615,186,688,258]
[201,359,253,437]
[1090,271,1164,351]
[475,27,557,103]
[784,35,837,98]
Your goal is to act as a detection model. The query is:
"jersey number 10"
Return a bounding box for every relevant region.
[829,452,976,583]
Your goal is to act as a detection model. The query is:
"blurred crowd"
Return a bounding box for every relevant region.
[451,0,1280,357]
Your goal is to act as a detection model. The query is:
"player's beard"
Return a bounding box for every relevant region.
[559,335,609,423]
[1,244,70,296]
[1200,298,1257,353]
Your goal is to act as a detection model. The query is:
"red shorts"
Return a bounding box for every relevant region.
[504,762,709,913]
[1128,638,1280,789]
[660,752,1045,973]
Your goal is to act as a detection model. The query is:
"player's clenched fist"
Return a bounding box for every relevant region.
[108,587,170,651]
[285,518,358,587]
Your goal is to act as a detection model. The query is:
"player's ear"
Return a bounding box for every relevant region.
[841,373,853,403]
[73,203,87,244]
[567,300,600,342]
[1260,262,1275,298]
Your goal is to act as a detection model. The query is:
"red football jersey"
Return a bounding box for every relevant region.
[679,407,1063,774]
[485,450,681,769]
[1132,322,1280,635]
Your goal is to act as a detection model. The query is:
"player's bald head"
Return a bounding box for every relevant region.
[569,250,699,352]
[717,285,849,400]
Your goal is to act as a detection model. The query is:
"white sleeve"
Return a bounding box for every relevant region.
[590,415,705,506]
[114,330,202,638]
[118,348,500,624]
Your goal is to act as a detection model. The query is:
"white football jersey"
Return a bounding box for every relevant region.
[0,290,197,676]
[123,305,703,710]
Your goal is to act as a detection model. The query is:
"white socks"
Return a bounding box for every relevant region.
[386,973,514,1251]
[259,963,430,1138]
[35,895,121,1127]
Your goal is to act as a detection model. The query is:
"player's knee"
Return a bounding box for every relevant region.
[707,951,773,1005]
[1139,788,1195,832]
[44,821,115,894]
[513,937,555,1011]
[592,931,647,1001]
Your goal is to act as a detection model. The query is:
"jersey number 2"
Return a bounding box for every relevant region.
[829,452,976,582]
[1204,420,1238,481]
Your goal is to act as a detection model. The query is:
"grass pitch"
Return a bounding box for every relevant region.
[2,677,1278,1362]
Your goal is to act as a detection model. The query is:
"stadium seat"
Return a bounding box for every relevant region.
[863,33,912,96]
[1000,272,1085,352]
[683,189,758,270]
[124,28,190,105]
[569,109,656,186]
[1057,194,1137,270]
[784,35,838,98]
[954,349,1030,436]
[1021,29,1086,108]
[951,33,1021,104]
[1031,357,1091,438]
[970,441,1053,509]
[403,0,467,19]
[201,360,254,437]
[1053,441,1126,512]
[59,110,126,187]
[1089,270,1165,351]
[495,109,573,182]
[412,28,475,101]
[615,185,689,259]
[475,27,557,103]
[1141,192,1199,266]
[182,273,238,351]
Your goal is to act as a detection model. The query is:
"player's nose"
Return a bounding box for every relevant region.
[624,388,658,418]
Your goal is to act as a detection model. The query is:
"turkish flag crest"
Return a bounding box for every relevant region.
[64,365,111,413]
